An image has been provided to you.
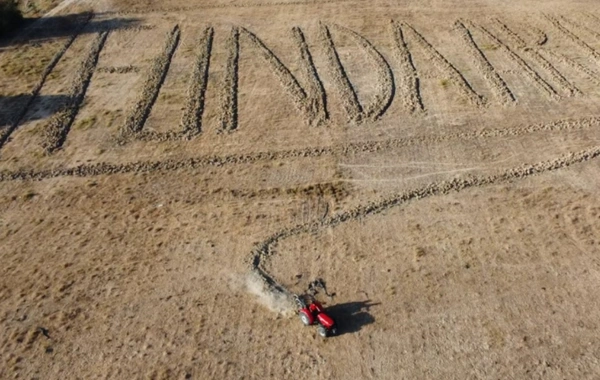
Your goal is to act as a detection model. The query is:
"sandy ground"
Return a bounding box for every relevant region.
[2,0,600,378]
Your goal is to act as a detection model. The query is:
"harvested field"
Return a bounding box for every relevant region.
[2,1,600,379]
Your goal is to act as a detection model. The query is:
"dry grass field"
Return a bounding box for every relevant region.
[2,0,600,378]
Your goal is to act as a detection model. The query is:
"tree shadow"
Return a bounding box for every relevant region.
[0,12,141,48]
[0,94,70,127]
[325,300,380,336]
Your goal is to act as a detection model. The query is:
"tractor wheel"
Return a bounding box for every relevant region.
[317,326,328,338]
[299,311,311,326]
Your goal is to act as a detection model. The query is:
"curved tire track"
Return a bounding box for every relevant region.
[248,142,600,300]
[328,23,395,121]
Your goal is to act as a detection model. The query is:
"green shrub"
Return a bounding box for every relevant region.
[0,0,24,36]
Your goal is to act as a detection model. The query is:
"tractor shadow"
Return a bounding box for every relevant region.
[0,94,70,127]
[325,300,379,336]
[0,12,140,49]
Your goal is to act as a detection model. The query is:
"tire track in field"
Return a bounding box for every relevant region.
[538,48,600,87]
[240,27,327,127]
[328,23,395,121]
[291,27,328,126]
[140,25,327,140]
[491,18,580,97]
[454,20,515,105]
[561,204,597,253]
[390,21,424,113]
[399,21,486,107]
[0,13,92,152]
[464,20,559,100]
[248,141,600,301]
[41,32,109,154]
[97,65,139,74]
[180,27,214,137]
[582,12,600,31]
[120,25,180,138]
[319,23,363,123]
[543,14,600,64]
[1,116,599,182]
[219,27,240,132]
[559,15,600,41]
[530,27,549,46]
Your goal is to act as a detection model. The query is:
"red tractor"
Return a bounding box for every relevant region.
[295,294,337,338]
